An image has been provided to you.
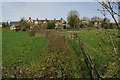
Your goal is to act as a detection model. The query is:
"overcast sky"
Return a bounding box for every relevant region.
[1,1,118,22]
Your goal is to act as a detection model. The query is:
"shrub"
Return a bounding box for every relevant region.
[33,26,40,30]
[47,21,55,29]
[19,18,30,31]
[2,23,7,27]
[40,23,47,29]
[79,23,83,28]
[109,23,117,29]
[63,25,66,29]
[66,25,70,29]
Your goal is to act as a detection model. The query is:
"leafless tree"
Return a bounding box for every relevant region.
[97,0,120,62]
[97,0,120,28]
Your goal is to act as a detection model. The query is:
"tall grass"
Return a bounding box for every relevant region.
[63,29,120,78]
[66,36,91,78]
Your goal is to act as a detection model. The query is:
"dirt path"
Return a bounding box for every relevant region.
[46,30,69,53]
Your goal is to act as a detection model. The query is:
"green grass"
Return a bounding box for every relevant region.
[2,27,11,32]
[66,36,91,78]
[2,30,83,78]
[63,29,120,78]
[0,28,2,66]
[2,31,46,68]
[2,28,119,78]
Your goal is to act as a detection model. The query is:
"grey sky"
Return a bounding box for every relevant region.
[2,0,96,2]
[2,2,118,22]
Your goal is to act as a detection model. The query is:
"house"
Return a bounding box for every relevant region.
[34,18,39,26]
[27,17,34,26]
[10,25,16,30]
[10,21,19,27]
[9,17,67,28]
[80,20,89,24]
[94,20,102,27]
[9,21,20,30]
[27,17,66,27]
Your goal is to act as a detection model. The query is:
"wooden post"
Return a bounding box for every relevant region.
[70,34,101,79]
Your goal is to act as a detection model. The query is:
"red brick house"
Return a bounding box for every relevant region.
[27,17,66,26]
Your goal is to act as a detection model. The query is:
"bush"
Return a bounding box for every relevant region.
[2,23,7,27]
[33,26,40,30]
[109,23,117,29]
[19,18,30,31]
[41,23,48,29]
[88,22,94,27]
[47,21,55,29]
[63,25,66,29]
[101,22,108,29]
[79,24,83,28]
[65,25,70,29]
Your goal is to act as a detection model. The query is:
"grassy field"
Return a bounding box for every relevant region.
[2,29,83,78]
[66,36,91,78]
[2,28,120,78]
[63,29,120,78]
[0,28,2,72]
[2,32,47,67]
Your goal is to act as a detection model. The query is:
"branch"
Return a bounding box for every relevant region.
[109,35,118,55]
[107,30,120,38]
[108,2,120,16]
[97,29,120,38]
[96,29,114,46]
[98,42,120,62]
[98,1,120,28]
[97,43,113,55]
[96,32,112,46]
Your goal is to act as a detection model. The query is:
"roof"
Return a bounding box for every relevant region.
[10,21,19,25]
[33,20,61,23]
[9,18,66,25]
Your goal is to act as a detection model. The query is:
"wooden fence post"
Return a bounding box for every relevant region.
[70,33,101,79]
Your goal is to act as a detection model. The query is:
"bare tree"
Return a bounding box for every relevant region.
[97,0,120,62]
[67,10,80,28]
[97,0,120,28]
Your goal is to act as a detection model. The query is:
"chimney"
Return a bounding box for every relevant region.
[54,18,56,20]
[29,17,31,20]
[36,18,39,21]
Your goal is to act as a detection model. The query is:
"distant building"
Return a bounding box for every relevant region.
[9,17,67,28]
[27,17,34,26]
[94,20,102,27]
[27,17,66,27]
[10,25,16,30]
[80,20,88,24]
[10,21,19,27]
